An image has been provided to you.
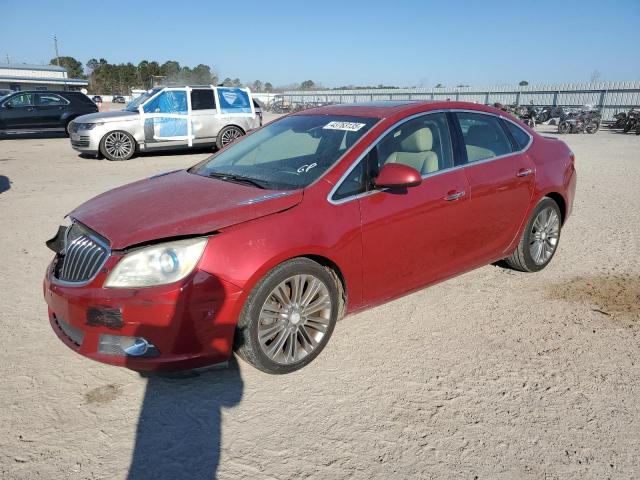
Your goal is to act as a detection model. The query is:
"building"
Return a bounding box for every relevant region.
[0,63,88,92]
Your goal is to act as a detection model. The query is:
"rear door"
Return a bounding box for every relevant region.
[34,93,69,127]
[453,111,535,265]
[2,93,38,128]
[189,88,217,142]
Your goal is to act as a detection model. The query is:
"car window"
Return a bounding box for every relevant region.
[191,89,216,110]
[333,159,366,201]
[5,93,33,107]
[504,120,531,150]
[373,112,454,176]
[192,114,378,190]
[456,112,513,162]
[36,94,67,106]
[216,87,252,114]
[143,90,187,114]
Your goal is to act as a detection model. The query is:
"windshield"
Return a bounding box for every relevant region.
[191,115,378,190]
[125,88,162,112]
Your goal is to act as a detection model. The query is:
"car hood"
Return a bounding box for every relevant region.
[75,110,139,123]
[70,170,303,250]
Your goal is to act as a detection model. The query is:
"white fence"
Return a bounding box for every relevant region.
[281,81,640,120]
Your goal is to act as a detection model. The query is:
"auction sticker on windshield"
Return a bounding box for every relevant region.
[323,121,366,131]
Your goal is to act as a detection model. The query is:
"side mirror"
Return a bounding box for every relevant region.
[374,163,422,189]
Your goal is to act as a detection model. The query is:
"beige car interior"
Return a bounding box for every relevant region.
[384,127,439,174]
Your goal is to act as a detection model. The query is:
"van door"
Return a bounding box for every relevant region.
[189,88,217,143]
[140,88,193,147]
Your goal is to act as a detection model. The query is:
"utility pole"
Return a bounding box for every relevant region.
[53,35,60,65]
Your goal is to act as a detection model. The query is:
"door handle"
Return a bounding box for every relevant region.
[516,168,534,177]
[445,190,465,201]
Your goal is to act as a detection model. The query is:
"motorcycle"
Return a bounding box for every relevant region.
[623,108,640,133]
[611,111,628,129]
[519,106,538,128]
[558,108,601,134]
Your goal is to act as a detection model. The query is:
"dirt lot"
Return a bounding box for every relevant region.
[0,123,638,480]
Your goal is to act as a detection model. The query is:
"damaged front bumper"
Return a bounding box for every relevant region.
[43,255,243,372]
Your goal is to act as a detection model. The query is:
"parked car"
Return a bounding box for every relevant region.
[112,95,126,104]
[92,95,103,104]
[68,85,260,160]
[44,101,576,374]
[0,91,98,134]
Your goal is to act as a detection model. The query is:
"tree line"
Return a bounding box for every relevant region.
[50,56,322,94]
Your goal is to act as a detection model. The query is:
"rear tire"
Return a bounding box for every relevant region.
[623,122,633,133]
[100,131,136,161]
[234,258,339,374]
[216,125,244,149]
[503,197,562,272]
[586,122,599,134]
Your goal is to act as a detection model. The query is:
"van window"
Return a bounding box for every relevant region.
[191,89,216,110]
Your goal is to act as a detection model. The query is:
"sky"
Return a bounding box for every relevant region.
[1,0,639,88]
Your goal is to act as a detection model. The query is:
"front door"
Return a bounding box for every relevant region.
[2,93,38,128]
[357,112,473,305]
[141,88,192,148]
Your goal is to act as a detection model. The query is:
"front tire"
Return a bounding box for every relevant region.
[623,122,633,133]
[558,122,571,134]
[586,121,599,134]
[100,131,136,161]
[234,258,340,374]
[503,197,562,272]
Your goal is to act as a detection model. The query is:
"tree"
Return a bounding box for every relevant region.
[301,80,315,90]
[251,80,263,92]
[518,80,529,86]
[231,78,242,87]
[264,82,273,92]
[50,56,84,78]
[160,61,181,81]
[221,77,233,86]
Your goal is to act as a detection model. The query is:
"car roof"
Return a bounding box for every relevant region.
[292,100,503,119]
[9,90,84,95]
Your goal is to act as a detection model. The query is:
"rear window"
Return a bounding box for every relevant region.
[504,120,531,150]
[191,89,216,110]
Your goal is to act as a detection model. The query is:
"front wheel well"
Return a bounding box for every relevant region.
[545,192,566,224]
[301,255,347,318]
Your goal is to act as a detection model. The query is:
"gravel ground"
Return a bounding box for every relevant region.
[0,123,638,480]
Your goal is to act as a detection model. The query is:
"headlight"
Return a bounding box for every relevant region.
[78,122,104,130]
[104,238,208,288]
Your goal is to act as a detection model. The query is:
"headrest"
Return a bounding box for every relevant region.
[466,124,497,145]
[400,127,433,152]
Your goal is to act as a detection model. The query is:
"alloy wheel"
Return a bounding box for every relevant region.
[220,127,243,147]
[104,132,133,159]
[529,207,560,265]
[257,274,332,365]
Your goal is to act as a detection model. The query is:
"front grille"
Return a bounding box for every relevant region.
[55,223,110,283]
[54,316,84,347]
[71,136,90,148]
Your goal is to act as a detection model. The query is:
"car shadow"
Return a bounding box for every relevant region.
[123,274,244,479]
[0,175,10,194]
[0,129,67,140]
[128,361,244,480]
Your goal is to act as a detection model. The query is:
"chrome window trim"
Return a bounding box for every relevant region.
[327,108,533,205]
[50,221,111,287]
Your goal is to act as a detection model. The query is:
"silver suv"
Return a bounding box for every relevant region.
[69,85,260,161]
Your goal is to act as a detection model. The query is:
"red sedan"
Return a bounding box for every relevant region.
[44,101,576,374]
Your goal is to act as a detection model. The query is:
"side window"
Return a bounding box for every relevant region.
[456,112,513,162]
[143,90,188,114]
[333,158,366,201]
[374,112,454,176]
[504,120,531,150]
[36,94,67,106]
[191,89,216,110]
[5,93,33,107]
